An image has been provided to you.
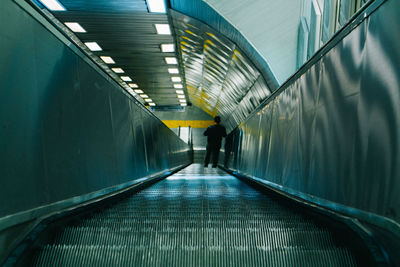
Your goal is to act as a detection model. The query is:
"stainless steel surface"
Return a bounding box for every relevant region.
[169,0,279,91]
[19,164,370,266]
[171,10,272,131]
[0,0,190,237]
[224,0,400,230]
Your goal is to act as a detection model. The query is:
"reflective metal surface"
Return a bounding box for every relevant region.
[225,0,400,230]
[0,0,190,235]
[171,10,272,131]
[16,164,372,266]
[169,0,279,91]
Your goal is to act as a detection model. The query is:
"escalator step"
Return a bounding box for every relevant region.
[22,164,366,266]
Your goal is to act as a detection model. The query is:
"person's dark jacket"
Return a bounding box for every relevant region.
[204,124,227,148]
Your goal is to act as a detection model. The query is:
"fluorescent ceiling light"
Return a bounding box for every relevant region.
[145,98,153,102]
[121,76,132,82]
[168,68,179,74]
[64,22,86,33]
[171,77,181,82]
[112,68,124,73]
[176,90,184,94]
[134,89,144,94]
[179,99,186,103]
[38,0,66,11]
[180,103,187,107]
[149,103,156,106]
[161,44,175,52]
[100,56,115,64]
[85,42,102,51]
[177,95,185,99]
[165,57,177,64]
[155,24,171,35]
[129,83,139,88]
[173,84,183,89]
[140,94,149,98]
[146,0,166,13]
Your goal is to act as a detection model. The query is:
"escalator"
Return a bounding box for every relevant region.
[8,164,384,266]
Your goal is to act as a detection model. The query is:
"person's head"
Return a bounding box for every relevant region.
[214,116,221,124]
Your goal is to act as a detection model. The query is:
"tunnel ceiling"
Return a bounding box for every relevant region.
[170,10,271,123]
[31,0,186,107]
[31,0,272,130]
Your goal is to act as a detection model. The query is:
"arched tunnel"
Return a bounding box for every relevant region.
[1,0,399,266]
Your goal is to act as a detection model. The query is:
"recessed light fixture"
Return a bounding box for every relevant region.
[165,57,177,64]
[134,89,144,94]
[161,44,175,52]
[129,83,139,88]
[171,77,181,82]
[155,24,171,35]
[84,42,102,51]
[112,68,124,73]
[179,99,186,103]
[173,84,183,89]
[140,94,149,98]
[177,95,185,99]
[146,0,166,13]
[176,90,184,94]
[149,103,156,106]
[100,56,115,64]
[180,103,187,107]
[145,98,153,102]
[38,0,66,11]
[64,22,86,33]
[168,68,179,74]
[121,76,132,82]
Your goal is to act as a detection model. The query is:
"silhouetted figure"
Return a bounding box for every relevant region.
[204,116,226,168]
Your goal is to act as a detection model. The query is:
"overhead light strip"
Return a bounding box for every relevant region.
[129,83,139,88]
[161,44,175,52]
[168,68,179,74]
[146,0,166,13]
[38,0,66,11]
[112,68,124,73]
[121,76,132,82]
[171,77,181,82]
[155,24,171,35]
[85,42,102,51]
[100,56,115,64]
[165,57,177,64]
[64,22,86,33]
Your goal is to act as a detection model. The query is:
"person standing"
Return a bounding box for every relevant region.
[204,116,227,168]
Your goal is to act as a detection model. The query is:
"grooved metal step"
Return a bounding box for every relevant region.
[20,164,371,266]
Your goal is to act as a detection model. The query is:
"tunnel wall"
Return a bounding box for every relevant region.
[0,0,190,232]
[226,0,400,228]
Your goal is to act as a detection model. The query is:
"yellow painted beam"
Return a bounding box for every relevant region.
[162,120,214,128]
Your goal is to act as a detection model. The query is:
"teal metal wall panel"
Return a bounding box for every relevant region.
[225,0,400,231]
[0,0,190,228]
